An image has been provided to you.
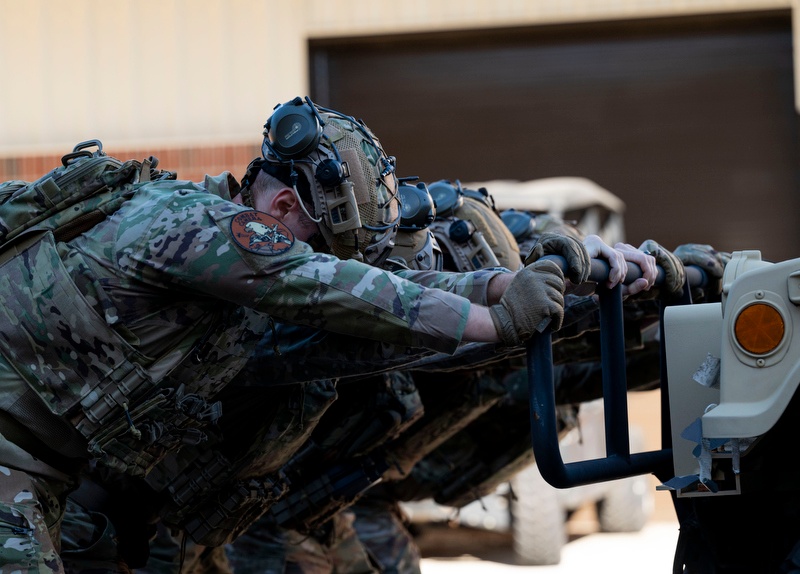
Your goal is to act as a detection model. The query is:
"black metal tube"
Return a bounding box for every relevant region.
[528,330,673,488]
[598,283,630,459]
[527,255,702,488]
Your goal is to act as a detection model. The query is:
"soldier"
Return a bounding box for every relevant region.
[211,204,727,574]
[219,181,670,574]
[0,97,581,573]
[83,179,645,574]
[368,197,728,573]
[340,183,670,573]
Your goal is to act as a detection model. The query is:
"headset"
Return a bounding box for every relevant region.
[397,179,436,230]
[500,209,537,242]
[462,185,497,212]
[257,97,402,247]
[263,97,354,189]
[427,179,465,219]
[263,97,398,222]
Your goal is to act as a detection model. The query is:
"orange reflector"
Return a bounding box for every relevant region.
[734,303,784,355]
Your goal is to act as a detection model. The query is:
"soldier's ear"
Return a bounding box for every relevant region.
[267,187,298,220]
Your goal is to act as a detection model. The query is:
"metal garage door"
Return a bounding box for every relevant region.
[310,10,799,262]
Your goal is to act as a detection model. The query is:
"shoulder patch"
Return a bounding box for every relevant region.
[230,211,295,255]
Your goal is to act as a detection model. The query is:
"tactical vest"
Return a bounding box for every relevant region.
[0,177,296,552]
[146,378,339,547]
[0,146,274,479]
[0,227,272,477]
[429,194,522,273]
[258,371,424,535]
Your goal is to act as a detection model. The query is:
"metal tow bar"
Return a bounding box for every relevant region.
[529,256,703,488]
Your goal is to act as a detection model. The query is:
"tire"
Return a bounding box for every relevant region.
[510,463,567,565]
[596,474,653,533]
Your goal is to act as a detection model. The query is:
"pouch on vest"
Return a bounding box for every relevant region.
[0,140,175,248]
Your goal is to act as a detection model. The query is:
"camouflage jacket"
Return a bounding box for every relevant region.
[0,172,473,476]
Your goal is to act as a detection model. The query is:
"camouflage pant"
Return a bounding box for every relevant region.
[0,434,76,574]
[58,503,227,574]
[139,522,230,574]
[350,497,421,574]
[59,497,132,574]
[226,511,377,574]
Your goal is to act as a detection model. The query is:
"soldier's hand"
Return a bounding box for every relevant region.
[524,232,591,285]
[489,259,566,346]
[611,242,657,297]
[638,239,686,298]
[674,243,731,301]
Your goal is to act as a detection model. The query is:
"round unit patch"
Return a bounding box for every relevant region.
[230,211,295,255]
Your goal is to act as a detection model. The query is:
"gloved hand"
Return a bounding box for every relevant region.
[524,232,591,285]
[674,243,731,301]
[638,239,686,298]
[489,259,566,346]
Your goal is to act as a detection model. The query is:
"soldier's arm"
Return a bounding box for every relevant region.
[392,267,512,305]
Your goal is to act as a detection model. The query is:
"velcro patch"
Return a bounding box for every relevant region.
[339,148,370,205]
[230,211,294,255]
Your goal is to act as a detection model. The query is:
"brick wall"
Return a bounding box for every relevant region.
[0,142,261,185]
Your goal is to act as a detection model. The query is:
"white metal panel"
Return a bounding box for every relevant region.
[663,302,723,477]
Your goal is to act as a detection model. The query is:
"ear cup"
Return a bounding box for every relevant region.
[267,100,322,159]
[428,180,464,218]
[398,182,436,230]
[500,209,537,242]
[315,158,347,187]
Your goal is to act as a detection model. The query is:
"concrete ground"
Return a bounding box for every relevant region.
[417,389,682,573]
[417,519,680,573]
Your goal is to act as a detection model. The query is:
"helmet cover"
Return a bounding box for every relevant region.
[429,185,522,272]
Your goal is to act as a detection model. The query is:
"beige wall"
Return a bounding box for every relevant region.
[0,0,308,155]
[0,0,794,156]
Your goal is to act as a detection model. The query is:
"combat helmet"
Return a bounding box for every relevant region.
[501,209,585,265]
[247,96,401,266]
[428,180,522,272]
[383,179,443,272]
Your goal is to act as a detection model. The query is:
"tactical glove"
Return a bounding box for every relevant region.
[524,232,591,285]
[489,259,566,346]
[639,239,686,298]
[674,243,731,301]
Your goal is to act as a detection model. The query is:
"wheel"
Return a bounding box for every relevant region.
[596,473,653,533]
[510,463,567,565]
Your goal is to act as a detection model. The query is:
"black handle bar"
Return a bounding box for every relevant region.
[583,257,706,288]
[529,256,706,488]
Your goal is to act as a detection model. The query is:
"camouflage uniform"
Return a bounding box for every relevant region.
[0,436,71,573]
[217,184,596,574]
[219,186,523,574]
[0,170,481,572]
[226,510,376,574]
[52,210,529,573]
[54,174,587,573]
[349,492,421,574]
